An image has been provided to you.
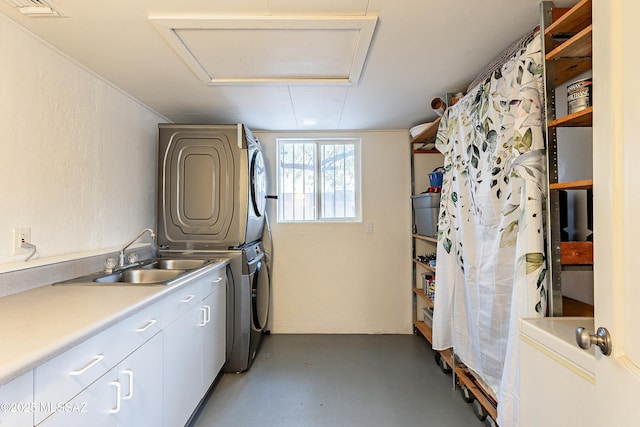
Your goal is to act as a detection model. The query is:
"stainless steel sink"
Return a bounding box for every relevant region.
[94,268,186,284]
[54,257,224,286]
[147,259,210,270]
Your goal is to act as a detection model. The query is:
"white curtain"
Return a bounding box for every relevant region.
[432,34,547,427]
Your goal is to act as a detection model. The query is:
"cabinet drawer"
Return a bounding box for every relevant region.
[118,301,163,360]
[34,325,118,424]
[202,266,226,296]
[0,371,33,427]
[163,279,205,326]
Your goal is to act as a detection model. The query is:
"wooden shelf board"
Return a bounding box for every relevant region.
[548,106,592,128]
[413,288,434,309]
[414,320,433,344]
[546,24,592,61]
[410,116,441,144]
[562,296,594,317]
[439,348,454,369]
[549,179,593,190]
[413,233,437,243]
[433,347,499,420]
[545,0,592,37]
[554,58,592,86]
[413,149,440,155]
[455,367,498,420]
[560,241,594,265]
[413,259,436,273]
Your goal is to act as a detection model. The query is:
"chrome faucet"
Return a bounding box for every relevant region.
[118,228,156,267]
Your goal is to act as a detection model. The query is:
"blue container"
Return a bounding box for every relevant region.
[428,171,443,187]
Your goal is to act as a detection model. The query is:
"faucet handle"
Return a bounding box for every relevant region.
[127,253,139,264]
[104,257,117,273]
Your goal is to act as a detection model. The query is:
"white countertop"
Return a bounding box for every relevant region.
[0,260,228,386]
[519,316,596,375]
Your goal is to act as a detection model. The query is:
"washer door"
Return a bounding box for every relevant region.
[250,149,267,218]
[251,259,270,332]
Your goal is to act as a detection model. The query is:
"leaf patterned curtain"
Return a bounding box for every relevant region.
[432,33,547,427]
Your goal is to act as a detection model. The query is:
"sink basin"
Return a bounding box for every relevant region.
[94,269,186,284]
[148,259,210,270]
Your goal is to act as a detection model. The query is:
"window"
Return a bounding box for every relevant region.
[277,138,361,222]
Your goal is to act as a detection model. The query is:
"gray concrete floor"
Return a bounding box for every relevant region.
[191,334,483,427]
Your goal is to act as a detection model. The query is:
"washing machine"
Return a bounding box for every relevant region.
[157,123,267,250]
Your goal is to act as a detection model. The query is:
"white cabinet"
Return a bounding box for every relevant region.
[163,268,226,427]
[6,262,226,427]
[519,318,595,427]
[38,368,118,427]
[39,331,163,427]
[116,332,163,427]
[202,285,225,390]
[34,324,118,424]
[0,371,34,427]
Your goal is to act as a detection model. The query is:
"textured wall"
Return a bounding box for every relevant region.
[255,130,412,334]
[0,15,164,268]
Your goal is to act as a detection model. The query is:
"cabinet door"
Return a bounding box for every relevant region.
[0,371,33,427]
[117,332,163,427]
[38,368,118,427]
[34,326,118,424]
[163,304,204,427]
[202,284,226,392]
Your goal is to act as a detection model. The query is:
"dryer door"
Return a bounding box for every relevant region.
[251,257,270,333]
[244,146,267,244]
[250,149,267,218]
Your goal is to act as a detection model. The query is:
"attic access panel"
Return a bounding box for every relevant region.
[150,16,377,85]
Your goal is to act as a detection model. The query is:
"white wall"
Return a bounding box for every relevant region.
[0,14,164,269]
[255,130,412,334]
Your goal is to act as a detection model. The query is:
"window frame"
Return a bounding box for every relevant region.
[276,137,362,223]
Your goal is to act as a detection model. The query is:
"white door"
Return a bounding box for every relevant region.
[592,1,640,425]
[117,333,163,427]
[163,304,203,427]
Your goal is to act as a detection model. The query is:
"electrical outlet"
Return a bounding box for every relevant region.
[13,227,31,255]
[366,222,374,234]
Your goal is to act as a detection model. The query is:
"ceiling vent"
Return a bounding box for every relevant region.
[150,16,377,86]
[4,0,67,17]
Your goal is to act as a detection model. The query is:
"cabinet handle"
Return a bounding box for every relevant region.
[181,294,195,303]
[204,305,211,324]
[109,381,121,414]
[69,354,104,376]
[213,277,223,283]
[198,307,207,326]
[136,319,157,332]
[122,369,134,400]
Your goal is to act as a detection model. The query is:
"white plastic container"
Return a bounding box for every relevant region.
[411,193,441,237]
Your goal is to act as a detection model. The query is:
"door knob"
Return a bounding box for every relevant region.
[575,326,612,356]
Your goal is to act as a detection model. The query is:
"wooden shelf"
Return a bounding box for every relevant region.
[413,233,437,243]
[553,58,593,87]
[560,241,593,265]
[439,348,454,368]
[562,296,594,317]
[414,320,432,343]
[546,24,592,62]
[410,116,441,144]
[456,366,498,421]
[545,0,592,85]
[413,259,436,273]
[545,0,592,37]
[548,106,592,128]
[413,288,434,309]
[549,179,593,190]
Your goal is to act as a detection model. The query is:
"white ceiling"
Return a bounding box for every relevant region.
[0,0,575,131]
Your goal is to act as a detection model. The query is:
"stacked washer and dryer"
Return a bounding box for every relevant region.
[156,124,271,373]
